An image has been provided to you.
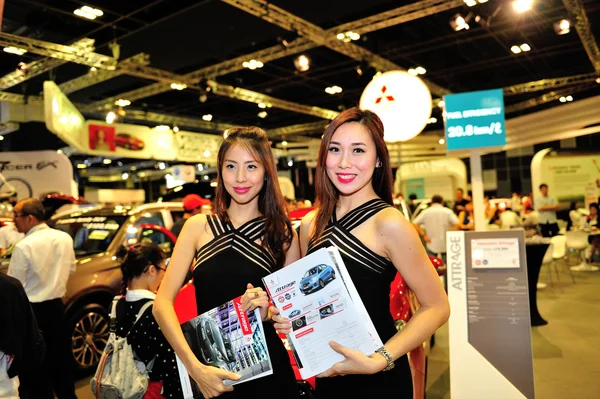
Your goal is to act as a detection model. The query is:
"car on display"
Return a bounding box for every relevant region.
[299,263,335,295]
[0,202,183,374]
[114,133,145,151]
[196,316,234,371]
[160,181,216,203]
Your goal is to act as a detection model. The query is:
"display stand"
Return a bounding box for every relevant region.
[447,230,535,399]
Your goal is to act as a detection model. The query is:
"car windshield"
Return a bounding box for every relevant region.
[54,215,126,257]
[303,267,318,278]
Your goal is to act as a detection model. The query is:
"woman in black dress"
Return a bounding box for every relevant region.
[291,108,450,398]
[154,127,301,398]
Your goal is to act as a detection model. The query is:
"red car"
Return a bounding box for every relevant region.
[114,133,145,151]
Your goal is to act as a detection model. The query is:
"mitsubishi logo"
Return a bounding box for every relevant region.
[375,86,395,104]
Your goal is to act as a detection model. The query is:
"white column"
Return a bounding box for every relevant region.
[470,150,485,231]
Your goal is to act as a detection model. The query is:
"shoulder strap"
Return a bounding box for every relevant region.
[206,214,222,237]
[341,199,391,232]
[109,296,121,333]
[125,300,154,338]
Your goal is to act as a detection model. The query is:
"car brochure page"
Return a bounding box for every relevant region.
[262,246,382,379]
[175,296,273,399]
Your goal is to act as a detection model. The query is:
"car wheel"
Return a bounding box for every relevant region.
[331,271,335,280]
[68,304,110,375]
[319,279,325,289]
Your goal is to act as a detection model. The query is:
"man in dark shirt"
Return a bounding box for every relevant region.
[453,188,469,215]
[171,194,209,238]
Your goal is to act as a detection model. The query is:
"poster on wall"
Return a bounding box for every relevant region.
[0,151,77,200]
[540,153,600,204]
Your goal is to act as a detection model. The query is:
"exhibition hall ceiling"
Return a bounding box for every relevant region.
[1,0,599,143]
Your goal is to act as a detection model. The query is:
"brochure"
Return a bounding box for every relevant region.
[263,247,382,379]
[175,297,273,398]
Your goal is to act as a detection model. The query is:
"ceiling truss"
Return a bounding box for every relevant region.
[563,0,600,73]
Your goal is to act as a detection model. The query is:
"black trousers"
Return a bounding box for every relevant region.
[539,222,559,238]
[19,298,77,399]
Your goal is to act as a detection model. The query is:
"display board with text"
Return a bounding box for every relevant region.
[447,230,534,399]
[443,88,506,151]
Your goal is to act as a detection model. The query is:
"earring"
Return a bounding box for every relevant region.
[376,160,382,168]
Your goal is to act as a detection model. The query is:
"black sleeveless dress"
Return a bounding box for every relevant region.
[192,214,300,399]
[307,198,413,398]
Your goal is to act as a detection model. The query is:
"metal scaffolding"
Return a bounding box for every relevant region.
[505,84,597,113]
[503,72,600,95]
[563,0,600,73]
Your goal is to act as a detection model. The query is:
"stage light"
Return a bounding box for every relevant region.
[511,45,522,54]
[450,13,471,31]
[3,47,27,55]
[115,99,131,107]
[170,83,187,90]
[439,138,446,145]
[258,111,268,118]
[202,114,213,121]
[294,55,310,72]
[106,111,116,124]
[513,0,532,13]
[520,43,531,52]
[554,19,570,35]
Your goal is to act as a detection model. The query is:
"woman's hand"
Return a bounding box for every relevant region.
[187,361,240,398]
[240,283,270,321]
[316,341,387,378]
[269,306,292,334]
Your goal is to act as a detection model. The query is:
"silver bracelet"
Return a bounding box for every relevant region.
[375,346,395,372]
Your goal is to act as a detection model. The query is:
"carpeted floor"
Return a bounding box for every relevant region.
[426,256,600,399]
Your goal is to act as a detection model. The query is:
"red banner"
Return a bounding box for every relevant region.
[233,296,252,339]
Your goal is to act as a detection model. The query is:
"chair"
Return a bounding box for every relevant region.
[541,243,555,286]
[565,231,599,272]
[550,235,575,284]
[557,220,568,235]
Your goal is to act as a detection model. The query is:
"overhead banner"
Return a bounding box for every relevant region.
[0,151,77,200]
[447,230,534,399]
[43,81,222,163]
[444,88,506,151]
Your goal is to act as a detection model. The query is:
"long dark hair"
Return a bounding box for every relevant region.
[121,243,166,295]
[312,107,393,241]
[215,126,293,268]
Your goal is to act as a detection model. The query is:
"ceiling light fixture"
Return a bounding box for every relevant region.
[325,85,343,95]
[520,43,531,52]
[450,13,471,31]
[170,83,187,91]
[428,117,438,124]
[511,45,522,54]
[3,47,27,55]
[566,95,573,101]
[258,102,267,109]
[513,0,532,13]
[203,150,211,157]
[106,111,116,124]
[336,31,360,42]
[258,111,268,119]
[294,54,310,72]
[77,163,87,169]
[121,172,129,180]
[438,100,445,108]
[242,59,264,70]
[73,6,103,20]
[439,138,446,145]
[114,99,131,107]
[158,162,166,170]
[103,159,112,165]
[202,114,213,121]
[464,0,477,6]
[155,125,170,131]
[173,125,179,133]
[282,140,288,147]
[554,19,570,35]
[596,78,600,84]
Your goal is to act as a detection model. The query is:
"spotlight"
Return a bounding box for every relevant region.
[511,45,522,54]
[199,93,208,103]
[106,111,117,124]
[439,138,446,145]
[438,100,445,108]
[3,47,27,55]
[173,125,179,133]
[203,150,211,157]
[121,172,129,180]
[287,159,294,167]
[158,162,166,170]
[258,103,267,109]
[282,140,288,147]
[294,55,310,72]
[155,125,170,131]
[520,43,531,52]
[450,13,471,31]
[463,0,477,7]
[559,97,566,103]
[554,19,570,35]
[258,111,268,118]
[596,78,600,84]
[17,62,28,71]
[325,86,343,95]
[202,114,213,121]
[242,59,264,70]
[356,66,363,76]
[103,159,112,165]
[513,0,532,13]
[115,99,131,107]
[170,83,187,90]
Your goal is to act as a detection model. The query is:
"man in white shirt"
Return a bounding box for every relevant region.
[7,198,77,399]
[499,207,522,230]
[412,195,459,263]
[536,183,559,237]
[0,223,24,256]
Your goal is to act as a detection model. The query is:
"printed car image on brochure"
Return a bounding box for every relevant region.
[176,297,272,399]
[263,247,382,380]
[299,264,336,295]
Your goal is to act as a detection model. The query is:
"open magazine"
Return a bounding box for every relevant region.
[263,247,383,379]
[175,297,272,399]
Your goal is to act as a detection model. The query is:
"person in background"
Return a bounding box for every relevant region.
[0,273,45,399]
[0,223,24,256]
[413,195,459,262]
[298,108,449,398]
[452,188,469,215]
[511,192,523,214]
[567,202,581,231]
[154,127,301,398]
[115,243,182,399]
[7,198,77,399]
[586,203,600,262]
[522,206,539,227]
[284,197,297,214]
[536,184,559,237]
[498,205,522,230]
[408,193,418,214]
[457,202,474,231]
[171,194,209,238]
